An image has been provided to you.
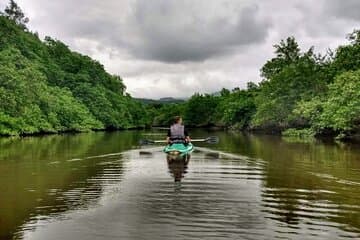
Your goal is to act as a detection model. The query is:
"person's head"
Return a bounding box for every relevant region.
[173,116,182,124]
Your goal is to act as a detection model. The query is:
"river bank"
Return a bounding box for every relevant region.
[2,125,360,145]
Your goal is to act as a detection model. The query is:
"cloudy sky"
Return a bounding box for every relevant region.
[2,0,360,98]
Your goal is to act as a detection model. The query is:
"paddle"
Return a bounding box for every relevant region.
[139,136,219,145]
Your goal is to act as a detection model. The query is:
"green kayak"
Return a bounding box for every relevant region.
[163,143,194,155]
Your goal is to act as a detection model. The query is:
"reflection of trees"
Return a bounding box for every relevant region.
[2,130,359,238]
[220,132,360,234]
[0,131,138,239]
[152,130,360,235]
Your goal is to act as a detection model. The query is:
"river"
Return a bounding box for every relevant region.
[0,130,359,239]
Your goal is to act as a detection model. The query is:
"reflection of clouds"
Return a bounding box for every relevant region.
[17,135,360,239]
[24,149,267,239]
[105,150,267,237]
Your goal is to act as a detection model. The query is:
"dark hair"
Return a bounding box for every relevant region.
[174,116,181,124]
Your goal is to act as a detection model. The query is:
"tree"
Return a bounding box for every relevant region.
[247,82,258,91]
[332,29,360,73]
[215,89,256,129]
[0,15,150,135]
[252,36,329,130]
[261,37,301,80]
[3,0,29,29]
[220,88,230,97]
[274,37,301,62]
[184,94,219,126]
[347,29,360,45]
[295,70,360,134]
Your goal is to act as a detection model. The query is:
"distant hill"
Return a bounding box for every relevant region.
[136,97,185,105]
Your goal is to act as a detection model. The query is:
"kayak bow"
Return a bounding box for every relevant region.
[163,143,194,155]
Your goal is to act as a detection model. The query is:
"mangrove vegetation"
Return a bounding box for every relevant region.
[0,1,151,135]
[0,1,359,141]
[151,34,360,140]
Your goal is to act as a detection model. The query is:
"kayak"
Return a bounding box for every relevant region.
[163,143,194,155]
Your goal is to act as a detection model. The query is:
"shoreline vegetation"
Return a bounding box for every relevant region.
[0,1,359,142]
[149,32,360,142]
[0,1,152,136]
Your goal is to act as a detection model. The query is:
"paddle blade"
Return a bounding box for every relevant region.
[204,136,219,144]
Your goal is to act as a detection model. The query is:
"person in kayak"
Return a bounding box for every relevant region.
[166,116,191,145]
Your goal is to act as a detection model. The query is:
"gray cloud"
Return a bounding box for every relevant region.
[127,1,270,62]
[22,0,271,63]
[9,0,360,98]
[326,0,360,21]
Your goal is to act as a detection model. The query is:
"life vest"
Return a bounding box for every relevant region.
[170,123,185,143]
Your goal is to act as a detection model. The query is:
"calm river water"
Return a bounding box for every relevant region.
[0,130,360,239]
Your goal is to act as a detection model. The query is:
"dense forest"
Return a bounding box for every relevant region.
[1,1,359,141]
[152,34,360,141]
[0,1,151,136]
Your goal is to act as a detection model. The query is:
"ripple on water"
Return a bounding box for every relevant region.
[14,146,360,240]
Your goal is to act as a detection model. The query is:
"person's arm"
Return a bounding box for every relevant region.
[166,129,171,144]
[184,129,191,142]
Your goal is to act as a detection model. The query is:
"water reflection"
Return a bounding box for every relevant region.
[166,154,190,182]
[207,131,360,237]
[1,130,360,239]
[0,131,138,240]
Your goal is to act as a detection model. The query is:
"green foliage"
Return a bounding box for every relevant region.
[261,37,301,80]
[2,0,28,29]
[151,88,256,130]
[282,128,316,143]
[0,13,149,136]
[1,1,360,141]
[215,89,256,129]
[153,103,186,126]
[150,30,360,141]
[295,70,360,133]
[332,30,360,73]
[184,93,219,126]
[252,37,332,130]
[285,34,360,138]
[0,46,103,135]
[0,112,20,135]
[282,128,315,138]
